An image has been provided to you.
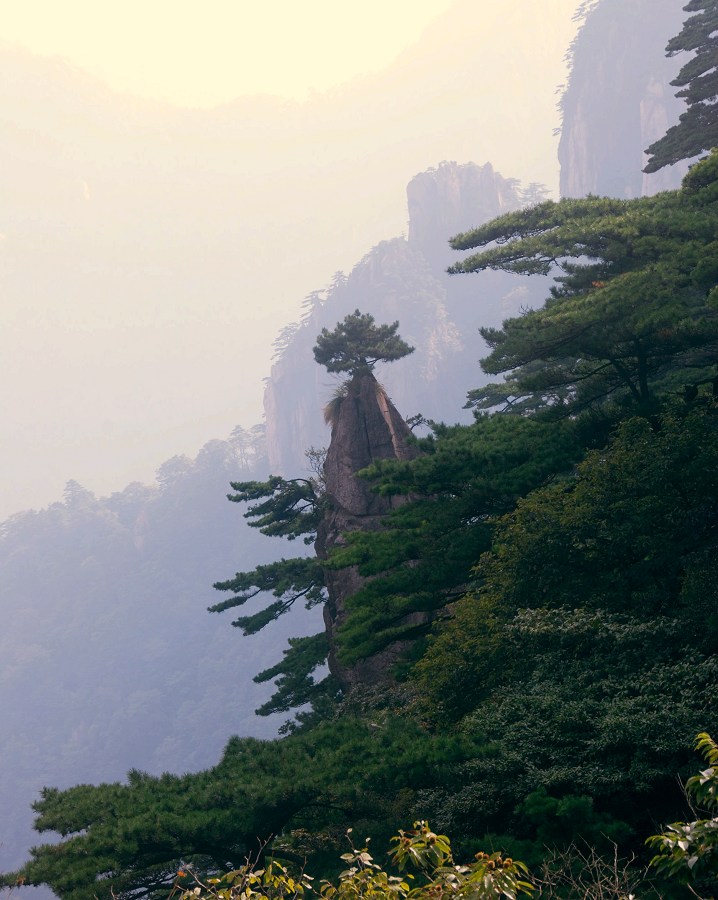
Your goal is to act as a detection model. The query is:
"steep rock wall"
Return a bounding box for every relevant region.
[314,373,420,688]
[263,238,462,475]
[559,0,690,199]
[407,161,522,270]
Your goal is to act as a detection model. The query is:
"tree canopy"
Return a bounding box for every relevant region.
[448,151,718,415]
[208,472,331,717]
[328,415,579,667]
[0,720,473,900]
[313,310,414,376]
[644,0,718,172]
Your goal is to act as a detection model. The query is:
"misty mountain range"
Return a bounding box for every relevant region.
[1,0,579,520]
[0,0,690,891]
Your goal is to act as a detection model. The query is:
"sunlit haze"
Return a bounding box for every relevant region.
[1,0,583,519]
[2,0,456,105]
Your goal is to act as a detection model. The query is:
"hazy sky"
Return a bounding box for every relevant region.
[2,1,457,105]
[1,0,582,519]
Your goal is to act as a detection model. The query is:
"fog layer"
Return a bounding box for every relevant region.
[1,0,580,519]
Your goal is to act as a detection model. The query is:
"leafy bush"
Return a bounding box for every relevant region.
[173,822,534,900]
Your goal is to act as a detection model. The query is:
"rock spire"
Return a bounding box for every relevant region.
[314,372,419,689]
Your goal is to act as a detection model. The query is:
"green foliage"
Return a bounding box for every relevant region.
[644,1,718,172]
[647,732,718,885]
[494,404,718,624]
[388,822,534,900]
[177,859,314,900]
[252,632,336,720]
[225,475,324,545]
[210,557,325,635]
[313,311,414,376]
[415,401,718,711]
[210,474,325,630]
[408,402,718,858]
[171,823,533,900]
[209,473,328,711]
[516,789,631,852]
[1,722,476,900]
[449,153,718,415]
[416,604,718,853]
[328,415,579,665]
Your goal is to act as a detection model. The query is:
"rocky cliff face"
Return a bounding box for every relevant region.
[559,0,690,198]
[407,161,522,270]
[264,161,542,476]
[314,373,420,688]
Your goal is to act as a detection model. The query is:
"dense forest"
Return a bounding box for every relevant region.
[2,0,718,898]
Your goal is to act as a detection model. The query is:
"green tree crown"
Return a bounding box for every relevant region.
[644,0,718,172]
[313,310,414,376]
[448,152,718,415]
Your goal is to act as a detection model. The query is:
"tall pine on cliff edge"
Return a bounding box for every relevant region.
[211,311,417,718]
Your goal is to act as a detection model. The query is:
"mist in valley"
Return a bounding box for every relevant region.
[1,0,580,520]
[0,0,693,890]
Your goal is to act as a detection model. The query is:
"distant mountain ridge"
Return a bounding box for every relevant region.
[0,424,315,885]
[0,0,579,519]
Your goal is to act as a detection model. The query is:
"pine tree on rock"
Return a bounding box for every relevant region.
[211,313,419,714]
[316,368,421,690]
[313,309,414,375]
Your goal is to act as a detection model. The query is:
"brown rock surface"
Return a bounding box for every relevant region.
[314,372,420,689]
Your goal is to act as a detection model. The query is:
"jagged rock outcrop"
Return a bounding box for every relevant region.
[314,373,420,688]
[559,0,690,199]
[407,161,522,270]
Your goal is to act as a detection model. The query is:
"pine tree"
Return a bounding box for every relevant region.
[448,151,718,415]
[211,313,418,716]
[313,309,414,376]
[644,0,718,172]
